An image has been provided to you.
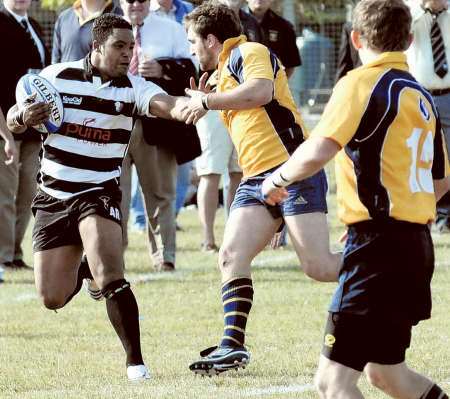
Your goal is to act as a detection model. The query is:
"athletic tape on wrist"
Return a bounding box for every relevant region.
[201,94,209,110]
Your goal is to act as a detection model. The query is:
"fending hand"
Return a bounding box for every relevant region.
[189,72,212,94]
[261,177,289,206]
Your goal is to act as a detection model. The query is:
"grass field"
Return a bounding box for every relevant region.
[1,191,450,399]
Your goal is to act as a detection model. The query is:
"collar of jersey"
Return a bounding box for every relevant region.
[83,53,131,88]
[218,35,247,66]
[355,52,408,72]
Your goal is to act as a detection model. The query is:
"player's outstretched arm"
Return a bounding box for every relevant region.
[0,106,17,165]
[7,102,51,134]
[186,78,273,111]
[149,93,193,123]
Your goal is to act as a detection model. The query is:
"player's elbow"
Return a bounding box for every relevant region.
[434,176,450,201]
[256,88,273,106]
[250,80,273,107]
[41,295,65,310]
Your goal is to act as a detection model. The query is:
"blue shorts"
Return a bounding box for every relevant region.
[230,168,328,219]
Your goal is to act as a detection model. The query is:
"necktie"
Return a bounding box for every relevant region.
[21,19,44,68]
[128,25,141,75]
[430,12,448,78]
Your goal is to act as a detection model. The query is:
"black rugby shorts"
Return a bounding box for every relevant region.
[32,187,122,252]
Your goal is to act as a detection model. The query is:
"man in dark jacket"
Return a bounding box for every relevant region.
[247,0,301,78]
[0,0,50,271]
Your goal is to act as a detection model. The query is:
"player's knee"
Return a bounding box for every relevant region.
[314,370,335,399]
[365,367,391,392]
[40,293,65,310]
[302,257,328,281]
[301,254,339,282]
[91,262,124,289]
[218,245,236,271]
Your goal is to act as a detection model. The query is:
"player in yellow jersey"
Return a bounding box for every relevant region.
[262,0,450,398]
[183,2,341,375]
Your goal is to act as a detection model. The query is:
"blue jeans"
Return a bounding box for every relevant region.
[130,166,146,228]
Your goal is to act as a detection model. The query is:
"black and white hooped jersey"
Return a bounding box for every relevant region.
[38,55,165,200]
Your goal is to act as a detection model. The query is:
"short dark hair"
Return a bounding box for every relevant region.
[184,1,242,43]
[352,0,412,52]
[92,14,132,46]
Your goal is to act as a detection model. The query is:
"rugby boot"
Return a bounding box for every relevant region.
[189,345,250,376]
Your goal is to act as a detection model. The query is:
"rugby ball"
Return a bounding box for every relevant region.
[15,73,64,134]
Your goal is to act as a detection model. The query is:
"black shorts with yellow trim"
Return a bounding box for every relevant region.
[323,218,434,371]
[322,312,412,372]
[330,218,434,324]
[32,183,122,252]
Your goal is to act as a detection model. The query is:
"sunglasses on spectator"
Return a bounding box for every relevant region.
[125,0,148,3]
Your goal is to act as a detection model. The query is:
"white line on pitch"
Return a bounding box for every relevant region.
[244,383,315,396]
[252,253,297,267]
[0,292,37,304]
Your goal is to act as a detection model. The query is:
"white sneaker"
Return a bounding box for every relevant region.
[127,364,151,381]
[83,278,103,301]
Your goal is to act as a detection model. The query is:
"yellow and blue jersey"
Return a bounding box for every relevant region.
[312,52,449,225]
[217,35,307,177]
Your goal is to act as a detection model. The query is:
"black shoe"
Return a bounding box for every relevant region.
[3,261,14,269]
[189,345,250,376]
[12,259,32,269]
[176,222,184,232]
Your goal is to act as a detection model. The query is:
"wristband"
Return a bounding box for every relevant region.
[201,94,209,110]
[271,171,292,188]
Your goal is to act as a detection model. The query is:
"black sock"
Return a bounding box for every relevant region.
[420,384,448,399]
[63,255,93,306]
[220,277,253,348]
[102,279,143,366]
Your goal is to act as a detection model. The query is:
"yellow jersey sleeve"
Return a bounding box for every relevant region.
[311,75,370,147]
[238,43,275,82]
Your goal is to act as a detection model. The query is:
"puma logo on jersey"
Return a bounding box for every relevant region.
[109,207,120,220]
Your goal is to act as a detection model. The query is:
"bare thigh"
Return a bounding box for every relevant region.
[78,214,125,289]
[219,205,282,282]
[285,212,340,282]
[34,245,83,309]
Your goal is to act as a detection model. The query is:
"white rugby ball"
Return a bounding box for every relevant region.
[15,73,64,134]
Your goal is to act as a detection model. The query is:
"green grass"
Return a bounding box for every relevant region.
[1,192,450,398]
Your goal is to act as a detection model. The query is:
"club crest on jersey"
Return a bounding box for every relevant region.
[419,98,430,122]
[324,334,336,348]
[115,101,124,113]
[269,29,279,42]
